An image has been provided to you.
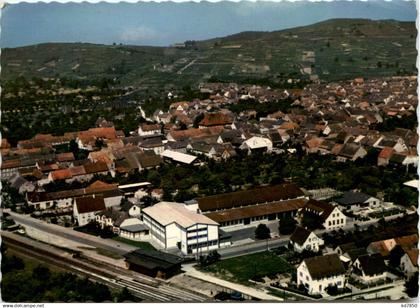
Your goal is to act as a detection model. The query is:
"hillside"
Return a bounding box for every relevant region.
[1,19,416,91]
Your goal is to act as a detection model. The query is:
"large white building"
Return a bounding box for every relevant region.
[297,254,346,296]
[142,202,219,255]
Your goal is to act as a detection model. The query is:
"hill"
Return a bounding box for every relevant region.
[1,19,416,91]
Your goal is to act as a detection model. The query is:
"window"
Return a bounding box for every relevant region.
[337,281,342,286]
[300,272,303,277]
[341,219,344,224]
[329,221,331,226]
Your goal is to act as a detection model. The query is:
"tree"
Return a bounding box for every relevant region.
[278,216,297,235]
[32,265,51,281]
[116,287,135,302]
[193,113,204,128]
[255,224,271,240]
[404,272,419,298]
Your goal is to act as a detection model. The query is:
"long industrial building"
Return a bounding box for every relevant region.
[187,183,308,228]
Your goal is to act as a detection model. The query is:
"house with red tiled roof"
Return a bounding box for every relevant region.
[198,113,233,128]
[73,195,106,226]
[377,147,394,166]
[166,126,224,142]
[76,127,118,150]
[138,123,161,137]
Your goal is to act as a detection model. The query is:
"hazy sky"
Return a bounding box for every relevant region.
[1,1,416,48]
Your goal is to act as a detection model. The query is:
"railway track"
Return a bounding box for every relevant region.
[2,232,209,302]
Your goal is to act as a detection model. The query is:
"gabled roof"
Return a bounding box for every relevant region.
[290,226,312,246]
[140,123,161,132]
[379,147,394,159]
[124,249,183,271]
[395,234,418,248]
[405,248,419,267]
[197,183,305,212]
[338,143,363,158]
[345,248,367,262]
[75,195,106,214]
[205,198,307,223]
[137,151,163,168]
[304,254,346,280]
[142,202,218,228]
[356,254,387,276]
[336,191,374,206]
[199,113,233,127]
[305,199,335,220]
[50,168,73,180]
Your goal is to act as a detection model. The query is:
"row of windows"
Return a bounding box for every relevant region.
[187,234,208,241]
[188,240,218,250]
[328,219,344,226]
[187,227,207,234]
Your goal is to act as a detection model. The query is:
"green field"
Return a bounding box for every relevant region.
[202,251,294,285]
[112,237,156,251]
[1,19,416,91]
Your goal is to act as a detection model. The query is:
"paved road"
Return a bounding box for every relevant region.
[218,212,413,259]
[6,210,137,255]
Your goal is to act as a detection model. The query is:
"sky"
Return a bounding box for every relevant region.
[0,0,416,48]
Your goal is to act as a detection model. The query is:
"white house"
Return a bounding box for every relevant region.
[74,195,106,226]
[142,202,219,255]
[290,226,324,253]
[297,254,346,296]
[351,254,387,285]
[400,248,419,278]
[240,136,273,154]
[304,199,347,230]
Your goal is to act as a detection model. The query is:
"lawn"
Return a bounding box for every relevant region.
[112,237,156,251]
[202,251,294,285]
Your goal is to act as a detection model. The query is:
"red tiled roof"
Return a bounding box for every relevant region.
[141,124,161,132]
[379,147,394,159]
[199,113,233,127]
[205,198,307,223]
[406,248,419,266]
[50,169,73,181]
[197,183,305,212]
[83,161,109,174]
[75,195,106,214]
[168,126,224,141]
[395,234,418,248]
[57,152,75,162]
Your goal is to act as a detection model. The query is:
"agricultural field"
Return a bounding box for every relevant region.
[2,19,416,91]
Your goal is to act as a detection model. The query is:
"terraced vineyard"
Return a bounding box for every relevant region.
[2,19,416,91]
